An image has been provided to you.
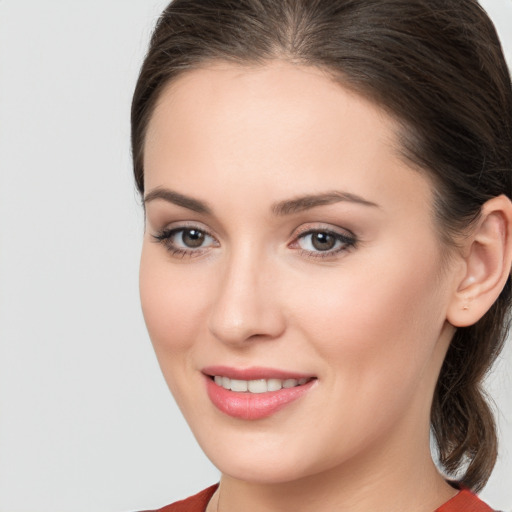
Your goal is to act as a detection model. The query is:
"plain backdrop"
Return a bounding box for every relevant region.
[0,1,511,511]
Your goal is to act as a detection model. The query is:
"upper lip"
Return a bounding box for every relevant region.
[202,365,315,381]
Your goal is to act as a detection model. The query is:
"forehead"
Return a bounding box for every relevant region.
[143,61,432,215]
[146,63,393,163]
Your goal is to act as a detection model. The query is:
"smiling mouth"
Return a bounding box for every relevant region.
[211,375,315,393]
[203,367,317,419]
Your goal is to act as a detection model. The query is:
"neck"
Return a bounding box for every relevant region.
[216,419,456,512]
[218,458,454,512]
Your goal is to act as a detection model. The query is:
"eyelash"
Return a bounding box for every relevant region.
[151,226,357,260]
[292,228,357,259]
[151,227,217,258]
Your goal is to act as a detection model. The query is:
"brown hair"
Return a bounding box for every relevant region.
[131,0,512,490]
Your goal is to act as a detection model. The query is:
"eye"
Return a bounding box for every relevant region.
[152,226,218,257]
[299,231,338,252]
[293,228,356,257]
[174,228,210,248]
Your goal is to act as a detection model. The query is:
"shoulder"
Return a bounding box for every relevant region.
[436,488,496,512]
[139,484,219,512]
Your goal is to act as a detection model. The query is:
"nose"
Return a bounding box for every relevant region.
[208,248,286,346]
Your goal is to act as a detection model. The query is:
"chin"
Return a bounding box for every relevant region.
[193,429,336,486]
[212,456,313,485]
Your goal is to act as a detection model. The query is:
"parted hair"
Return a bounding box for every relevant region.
[131,0,512,490]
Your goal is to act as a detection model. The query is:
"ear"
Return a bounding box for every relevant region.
[447,195,512,327]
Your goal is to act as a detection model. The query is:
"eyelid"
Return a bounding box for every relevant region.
[151,218,212,231]
[291,222,356,240]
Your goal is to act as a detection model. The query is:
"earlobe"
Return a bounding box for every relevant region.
[447,195,512,328]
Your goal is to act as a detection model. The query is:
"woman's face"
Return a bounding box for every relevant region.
[140,62,459,484]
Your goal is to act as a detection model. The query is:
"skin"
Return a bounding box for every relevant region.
[140,61,478,511]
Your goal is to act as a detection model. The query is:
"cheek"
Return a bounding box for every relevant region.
[286,245,447,376]
[139,244,207,356]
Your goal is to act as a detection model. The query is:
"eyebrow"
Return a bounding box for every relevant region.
[144,188,212,214]
[271,191,379,216]
[143,188,378,216]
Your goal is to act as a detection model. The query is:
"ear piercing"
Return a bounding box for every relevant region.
[462,295,472,311]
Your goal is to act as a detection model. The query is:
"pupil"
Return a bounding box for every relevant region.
[312,232,335,251]
[182,229,205,248]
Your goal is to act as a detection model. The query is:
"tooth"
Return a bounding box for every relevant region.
[267,379,283,391]
[283,378,298,388]
[213,375,308,392]
[248,379,268,393]
[230,379,248,392]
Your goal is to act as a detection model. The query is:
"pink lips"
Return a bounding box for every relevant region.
[203,366,316,420]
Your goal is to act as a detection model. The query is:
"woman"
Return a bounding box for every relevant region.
[132,0,512,510]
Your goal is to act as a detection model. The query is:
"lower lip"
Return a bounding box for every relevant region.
[205,377,315,420]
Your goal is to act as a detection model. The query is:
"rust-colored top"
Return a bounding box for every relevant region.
[144,485,495,512]
[142,485,218,512]
[435,489,495,512]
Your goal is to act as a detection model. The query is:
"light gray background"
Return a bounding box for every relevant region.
[0,1,511,511]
